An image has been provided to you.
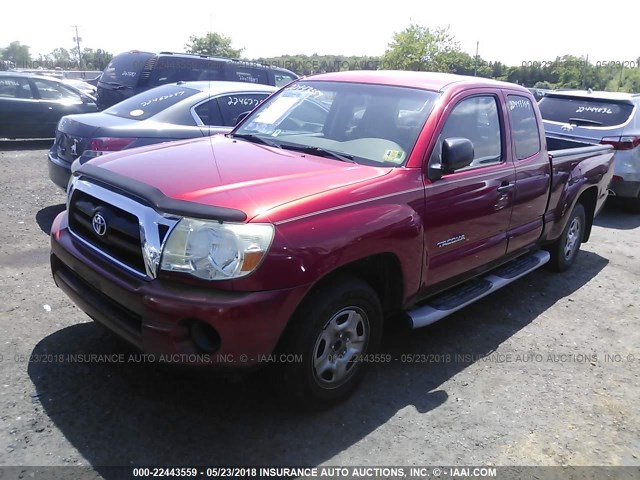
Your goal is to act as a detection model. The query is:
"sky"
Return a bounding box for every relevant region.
[2,0,638,67]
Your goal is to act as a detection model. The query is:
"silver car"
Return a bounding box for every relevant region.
[540,90,640,211]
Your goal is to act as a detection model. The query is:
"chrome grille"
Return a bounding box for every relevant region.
[67,179,180,279]
[69,190,146,272]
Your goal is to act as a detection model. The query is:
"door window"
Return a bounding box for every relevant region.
[507,95,541,159]
[193,99,223,126]
[432,95,503,170]
[0,77,33,99]
[217,93,270,126]
[32,79,81,102]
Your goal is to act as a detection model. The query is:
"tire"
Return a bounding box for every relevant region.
[277,276,383,410]
[548,203,586,272]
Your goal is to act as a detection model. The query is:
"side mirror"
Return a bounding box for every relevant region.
[428,137,474,180]
[81,94,96,105]
[235,111,251,125]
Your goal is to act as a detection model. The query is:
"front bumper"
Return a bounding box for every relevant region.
[50,212,309,368]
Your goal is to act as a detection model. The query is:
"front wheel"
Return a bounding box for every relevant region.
[277,276,383,410]
[548,203,586,272]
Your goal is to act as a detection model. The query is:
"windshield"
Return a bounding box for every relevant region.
[234,80,439,167]
[104,84,200,120]
[539,96,634,127]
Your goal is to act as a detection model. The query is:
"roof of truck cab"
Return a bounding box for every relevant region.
[305,70,529,93]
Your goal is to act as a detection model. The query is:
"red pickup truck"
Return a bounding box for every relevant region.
[50,71,614,407]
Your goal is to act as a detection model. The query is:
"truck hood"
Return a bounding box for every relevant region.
[86,135,392,220]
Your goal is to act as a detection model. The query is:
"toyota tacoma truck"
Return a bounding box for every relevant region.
[50,71,615,407]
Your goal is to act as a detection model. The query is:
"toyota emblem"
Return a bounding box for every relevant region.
[92,212,107,237]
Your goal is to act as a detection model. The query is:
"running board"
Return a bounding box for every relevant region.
[408,250,550,329]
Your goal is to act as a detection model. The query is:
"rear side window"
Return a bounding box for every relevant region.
[539,96,634,127]
[217,93,270,125]
[0,77,33,99]
[149,57,223,86]
[193,99,223,126]
[274,73,296,87]
[101,52,153,87]
[508,95,541,159]
[224,66,269,85]
[104,84,199,120]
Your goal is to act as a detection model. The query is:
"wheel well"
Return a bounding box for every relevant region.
[576,186,597,243]
[273,253,405,355]
[311,253,404,318]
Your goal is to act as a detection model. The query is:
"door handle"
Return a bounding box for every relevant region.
[497,182,514,194]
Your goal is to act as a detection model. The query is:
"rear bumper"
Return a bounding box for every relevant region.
[610,149,640,198]
[609,178,640,199]
[50,212,309,368]
[47,149,72,190]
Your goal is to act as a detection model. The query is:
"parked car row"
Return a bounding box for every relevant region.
[4,52,639,218]
[1,50,297,140]
[96,50,297,109]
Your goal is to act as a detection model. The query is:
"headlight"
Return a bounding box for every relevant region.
[160,218,274,280]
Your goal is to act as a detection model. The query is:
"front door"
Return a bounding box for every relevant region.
[0,76,39,139]
[31,78,86,138]
[423,92,516,288]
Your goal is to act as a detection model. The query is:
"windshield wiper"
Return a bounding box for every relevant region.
[568,117,603,126]
[280,144,356,163]
[228,133,281,149]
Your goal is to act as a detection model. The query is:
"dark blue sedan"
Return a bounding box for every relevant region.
[0,72,98,140]
[47,81,277,188]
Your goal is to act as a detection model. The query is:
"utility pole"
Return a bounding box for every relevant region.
[72,25,82,70]
[581,54,588,89]
[618,63,625,91]
[474,41,479,76]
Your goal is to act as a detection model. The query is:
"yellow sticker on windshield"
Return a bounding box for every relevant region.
[383,150,405,163]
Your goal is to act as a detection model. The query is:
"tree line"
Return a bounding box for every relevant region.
[1,41,113,71]
[3,25,639,92]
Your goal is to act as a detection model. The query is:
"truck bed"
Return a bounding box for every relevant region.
[546,135,611,159]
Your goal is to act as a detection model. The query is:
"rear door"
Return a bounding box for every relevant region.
[505,92,550,253]
[0,76,39,138]
[424,90,516,287]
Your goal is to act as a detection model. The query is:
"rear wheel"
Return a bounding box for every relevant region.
[548,203,585,272]
[278,276,382,410]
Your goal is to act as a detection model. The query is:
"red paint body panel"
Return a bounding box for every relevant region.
[50,71,615,360]
[88,135,392,222]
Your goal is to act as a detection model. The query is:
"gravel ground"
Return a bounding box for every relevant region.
[0,141,639,477]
